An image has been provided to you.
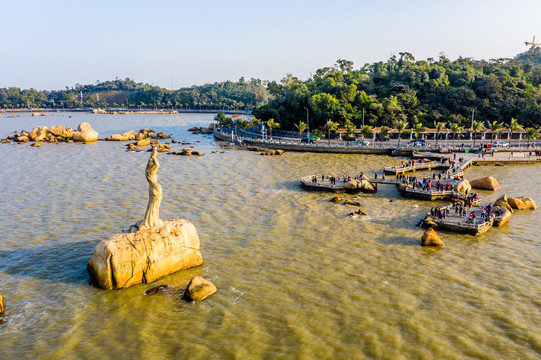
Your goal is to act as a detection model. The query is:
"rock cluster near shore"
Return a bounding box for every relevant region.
[105,128,170,142]
[189,126,213,135]
[87,219,203,290]
[2,122,98,144]
[508,196,537,210]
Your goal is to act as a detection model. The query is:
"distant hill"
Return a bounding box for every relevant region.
[515,47,541,66]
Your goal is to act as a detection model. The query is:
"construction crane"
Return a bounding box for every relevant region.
[525,35,541,48]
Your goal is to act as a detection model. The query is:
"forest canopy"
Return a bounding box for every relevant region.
[253,51,541,131]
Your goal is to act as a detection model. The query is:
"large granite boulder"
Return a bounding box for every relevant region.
[469,176,500,191]
[49,125,73,138]
[122,130,138,140]
[136,138,151,147]
[507,196,537,210]
[493,194,513,213]
[28,126,49,142]
[87,219,203,290]
[182,276,217,302]
[455,179,471,195]
[73,122,98,142]
[492,206,512,227]
[421,228,444,246]
[15,135,29,143]
[344,179,376,192]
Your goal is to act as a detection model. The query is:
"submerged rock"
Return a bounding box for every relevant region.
[507,196,537,210]
[469,176,500,191]
[182,276,217,302]
[144,284,170,296]
[343,199,361,206]
[87,219,203,290]
[330,196,343,203]
[421,228,444,246]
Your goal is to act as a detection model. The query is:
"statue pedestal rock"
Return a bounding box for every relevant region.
[88,148,203,289]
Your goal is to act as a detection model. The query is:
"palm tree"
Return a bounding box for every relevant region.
[324,120,339,145]
[508,118,523,147]
[486,120,503,146]
[396,120,407,146]
[344,119,355,145]
[414,123,427,140]
[236,119,250,138]
[266,118,280,139]
[312,128,323,140]
[361,125,373,144]
[250,117,260,138]
[449,122,463,148]
[435,122,446,146]
[525,127,539,147]
[380,126,390,139]
[471,120,484,148]
[295,121,307,142]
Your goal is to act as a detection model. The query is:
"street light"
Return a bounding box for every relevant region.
[470,107,477,141]
[303,107,310,139]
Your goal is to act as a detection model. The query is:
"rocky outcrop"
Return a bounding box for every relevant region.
[455,179,471,195]
[344,179,376,192]
[49,125,73,138]
[15,135,30,143]
[421,228,444,246]
[136,138,151,147]
[469,176,500,191]
[28,126,49,142]
[507,196,537,210]
[73,122,98,142]
[492,206,512,227]
[105,134,130,141]
[87,219,203,290]
[493,194,513,213]
[182,276,217,302]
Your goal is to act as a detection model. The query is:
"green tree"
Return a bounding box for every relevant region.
[324,120,339,144]
[236,119,250,138]
[434,122,446,146]
[414,123,427,140]
[250,117,260,138]
[267,118,280,139]
[486,120,503,146]
[396,120,407,146]
[449,122,463,147]
[344,119,355,143]
[361,125,373,144]
[525,127,539,147]
[508,118,523,147]
[294,121,307,142]
[471,120,484,148]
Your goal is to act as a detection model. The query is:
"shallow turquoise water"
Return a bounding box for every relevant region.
[0,112,540,359]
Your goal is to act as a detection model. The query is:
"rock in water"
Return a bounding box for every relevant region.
[49,125,73,138]
[469,176,500,191]
[493,194,514,213]
[144,284,170,296]
[0,294,4,316]
[421,228,444,246]
[330,196,343,203]
[455,179,471,195]
[72,122,98,142]
[507,196,537,210]
[28,126,49,142]
[87,219,203,290]
[182,276,217,302]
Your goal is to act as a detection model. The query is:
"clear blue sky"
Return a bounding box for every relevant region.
[1,0,540,90]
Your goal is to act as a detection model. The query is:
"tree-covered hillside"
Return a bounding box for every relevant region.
[254,52,541,130]
[0,77,268,110]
